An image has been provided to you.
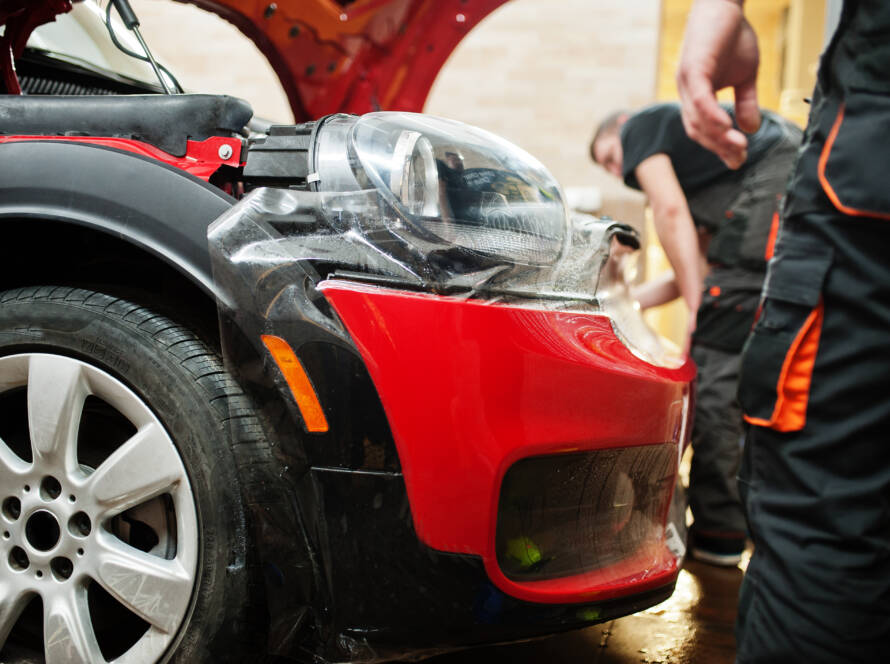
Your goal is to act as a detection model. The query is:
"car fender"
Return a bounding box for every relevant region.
[0,139,233,305]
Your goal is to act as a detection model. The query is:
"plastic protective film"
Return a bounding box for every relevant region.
[310,112,677,366]
[207,111,689,663]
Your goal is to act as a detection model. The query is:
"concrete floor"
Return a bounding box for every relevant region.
[424,557,746,664]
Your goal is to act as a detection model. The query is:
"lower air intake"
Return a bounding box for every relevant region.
[496,444,677,581]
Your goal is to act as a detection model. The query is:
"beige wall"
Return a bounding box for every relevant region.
[425,0,660,208]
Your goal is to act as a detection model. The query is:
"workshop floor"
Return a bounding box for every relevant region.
[424,556,745,664]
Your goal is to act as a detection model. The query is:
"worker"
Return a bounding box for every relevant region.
[590,102,800,566]
[677,1,890,661]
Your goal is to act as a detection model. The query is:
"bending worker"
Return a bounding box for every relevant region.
[590,102,800,565]
[677,0,890,661]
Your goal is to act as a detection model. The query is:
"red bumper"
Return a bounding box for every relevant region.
[320,280,695,604]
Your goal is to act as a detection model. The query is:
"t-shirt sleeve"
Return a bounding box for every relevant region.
[620,103,734,194]
[619,104,682,190]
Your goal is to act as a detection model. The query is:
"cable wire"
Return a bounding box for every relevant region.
[103,1,184,94]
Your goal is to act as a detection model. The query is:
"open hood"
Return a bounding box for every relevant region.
[2,0,511,120]
[178,0,512,120]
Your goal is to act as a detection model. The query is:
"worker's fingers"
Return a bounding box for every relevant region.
[678,68,731,149]
[734,78,762,134]
[719,129,748,169]
[678,69,749,168]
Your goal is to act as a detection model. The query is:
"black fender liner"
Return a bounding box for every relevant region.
[0,139,233,305]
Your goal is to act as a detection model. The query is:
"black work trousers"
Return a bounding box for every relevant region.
[735,6,890,661]
[689,344,745,538]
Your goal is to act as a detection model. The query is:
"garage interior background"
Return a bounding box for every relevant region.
[129,0,838,344]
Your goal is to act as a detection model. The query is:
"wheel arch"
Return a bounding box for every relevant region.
[0,139,234,315]
[0,219,222,342]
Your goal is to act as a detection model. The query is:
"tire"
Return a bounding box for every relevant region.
[0,286,261,663]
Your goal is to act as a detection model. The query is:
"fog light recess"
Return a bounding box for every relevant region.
[496,444,677,581]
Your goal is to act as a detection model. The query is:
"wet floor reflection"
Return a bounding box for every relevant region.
[423,558,744,664]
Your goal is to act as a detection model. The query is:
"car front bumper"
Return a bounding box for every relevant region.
[320,280,695,606]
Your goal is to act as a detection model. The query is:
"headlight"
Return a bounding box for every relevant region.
[312,112,569,267]
[213,111,680,370]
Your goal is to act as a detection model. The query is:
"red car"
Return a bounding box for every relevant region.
[0,1,694,662]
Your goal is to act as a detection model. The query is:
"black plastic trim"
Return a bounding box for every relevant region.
[307,465,677,662]
[0,93,252,156]
[0,140,234,305]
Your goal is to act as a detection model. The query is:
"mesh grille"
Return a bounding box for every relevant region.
[496,444,677,581]
[19,76,116,96]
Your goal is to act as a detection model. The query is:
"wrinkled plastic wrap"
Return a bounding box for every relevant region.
[209,181,678,370]
[207,111,691,662]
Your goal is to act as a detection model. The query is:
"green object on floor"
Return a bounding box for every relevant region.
[505,536,542,568]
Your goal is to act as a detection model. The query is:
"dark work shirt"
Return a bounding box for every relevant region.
[620,102,784,194]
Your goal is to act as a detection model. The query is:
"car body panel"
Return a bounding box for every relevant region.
[180,0,511,120]
[0,0,74,92]
[320,279,695,603]
[0,134,242,180]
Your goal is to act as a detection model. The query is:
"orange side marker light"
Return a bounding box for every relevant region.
[261,334,329,433]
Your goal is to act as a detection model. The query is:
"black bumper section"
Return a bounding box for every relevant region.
[307,466,675,663]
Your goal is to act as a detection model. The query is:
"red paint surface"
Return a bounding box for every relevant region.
[321,280,695,603]
[184,0,511,120]
[0,135,243,181]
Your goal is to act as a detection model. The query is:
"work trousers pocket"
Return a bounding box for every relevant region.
[738,237,832,433]
[819,92,890,220]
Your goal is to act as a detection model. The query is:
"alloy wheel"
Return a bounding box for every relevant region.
[0,353,198,663]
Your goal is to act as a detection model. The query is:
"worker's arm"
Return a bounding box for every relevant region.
[635,154,703,340]
[632,271,680,310]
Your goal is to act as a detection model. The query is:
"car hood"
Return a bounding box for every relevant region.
[4,0,510,120]
[185,0,511,121]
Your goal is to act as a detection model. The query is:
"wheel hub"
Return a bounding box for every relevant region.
[24,509,60,552]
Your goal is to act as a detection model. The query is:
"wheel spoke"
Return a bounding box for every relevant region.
[87,422,185,518]
[27,356,88,472]
[0,583,30,650]
[92,535,192,634]
[43,591,103,664]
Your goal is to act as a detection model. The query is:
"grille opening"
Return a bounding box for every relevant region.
[496,444,677,581]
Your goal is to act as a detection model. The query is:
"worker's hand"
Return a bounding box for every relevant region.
[676,0,761,169]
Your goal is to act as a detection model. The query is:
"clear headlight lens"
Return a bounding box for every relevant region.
[313,112,569,267]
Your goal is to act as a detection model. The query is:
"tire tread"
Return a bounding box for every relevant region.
[0,285,272,662]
